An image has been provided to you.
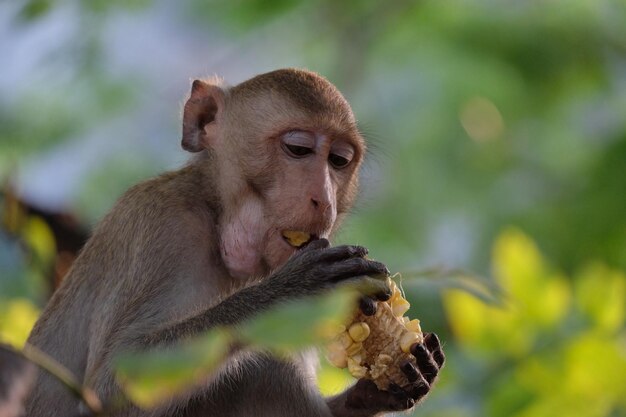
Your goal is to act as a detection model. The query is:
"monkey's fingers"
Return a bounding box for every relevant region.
[299,237,331,251]
[327,257,389,282]
[351,277,392,303]
[345,379,414,412]
[359,296,377,316]
[424,332,446,368]
[406,379,431,403]
[410,340,440,385]
[400,360,419,382]
[307,244,369,262]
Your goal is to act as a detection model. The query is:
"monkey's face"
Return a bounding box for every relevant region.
[182,69,364,279]
[215,121,363,279]
[258,128,361,270]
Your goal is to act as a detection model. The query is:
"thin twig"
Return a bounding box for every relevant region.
[17,343,103,414]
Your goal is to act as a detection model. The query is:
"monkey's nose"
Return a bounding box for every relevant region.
[311,197,331,213]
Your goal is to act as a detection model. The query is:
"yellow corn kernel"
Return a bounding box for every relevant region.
[348,322,370,343]
[405,319,422,334]
[391,298,410,317]
[388,282,398,299]
[347,358,367,378]
[400,332,421,353]
[338,332,353,349]
[346,342,363,357]
[350,353,363,365]
[282,230,310,247]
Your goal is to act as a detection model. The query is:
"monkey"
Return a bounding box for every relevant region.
[0,344,35,417]
[25,69,445,417]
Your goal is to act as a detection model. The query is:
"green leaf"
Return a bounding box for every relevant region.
[115,289,359,408]
[115,330,231,408]
[239,289,359,353]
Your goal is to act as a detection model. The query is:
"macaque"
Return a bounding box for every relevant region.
[25,69,444,417]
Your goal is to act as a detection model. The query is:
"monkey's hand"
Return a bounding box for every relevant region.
[264,238,392,302]
[327,333,445,417]
[150,239,390,341]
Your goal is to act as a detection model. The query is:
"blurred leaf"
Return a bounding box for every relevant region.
[574,263,626,333]
[515,332,626,417]
[444,228,572,357]
[17,0,53,21]
[22,216,57,266]
[563,332,626,407]
[239,289,359,352]
[492,227,570,328]
[116,289,358,408]
[401,268,501,306]
[0,298,40,347]
[115,330,231,408]
[317,356,352,396]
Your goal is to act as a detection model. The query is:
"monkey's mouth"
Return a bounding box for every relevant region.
[282,230,318,248]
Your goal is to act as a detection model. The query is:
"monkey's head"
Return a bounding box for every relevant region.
[182,69,364,279]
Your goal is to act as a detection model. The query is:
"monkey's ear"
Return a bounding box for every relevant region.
[182,79,225,153]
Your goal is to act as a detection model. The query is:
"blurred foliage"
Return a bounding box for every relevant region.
[1,0,626,416]
[0,298,40,347]
[1,191,54,303]
[116,330,231,408]
[436,229,626,417]
[115,289,358,408]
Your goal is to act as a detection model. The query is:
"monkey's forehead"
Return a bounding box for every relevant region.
[230,69,355,120]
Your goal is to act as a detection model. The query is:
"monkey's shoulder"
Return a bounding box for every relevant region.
[93,165,217,243]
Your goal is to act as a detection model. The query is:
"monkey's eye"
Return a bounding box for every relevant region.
[284,144,314,157]
[282,131,315,159]
[329,153,350,168]
[328,142,355,169]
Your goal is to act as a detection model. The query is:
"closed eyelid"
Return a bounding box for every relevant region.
[283,131,315,148]
[330,142,355,159]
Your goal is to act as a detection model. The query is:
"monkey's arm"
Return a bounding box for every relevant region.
[144,239,390,346]
[85,239,390,413]
[326,333,445,417]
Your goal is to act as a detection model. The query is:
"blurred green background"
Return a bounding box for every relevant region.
[1,0,626,416]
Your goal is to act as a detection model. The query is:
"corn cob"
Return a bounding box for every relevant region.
[326,278,424,391]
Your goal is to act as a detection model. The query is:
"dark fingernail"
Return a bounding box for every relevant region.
[375,289,392,301]
[400,360,419,382]
[424,332,441,350]
[359,297,377,316]
[410,343,428,358]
